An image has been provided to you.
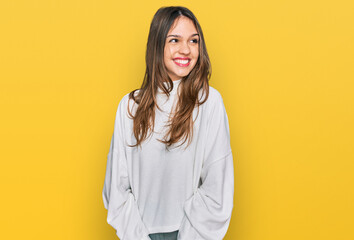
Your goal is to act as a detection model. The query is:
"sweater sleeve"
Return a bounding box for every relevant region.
[102,95,151,240]
[177,91,234,240]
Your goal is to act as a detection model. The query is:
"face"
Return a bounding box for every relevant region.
[164,16,199,81]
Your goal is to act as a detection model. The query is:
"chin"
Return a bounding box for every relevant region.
[177,70,192,77]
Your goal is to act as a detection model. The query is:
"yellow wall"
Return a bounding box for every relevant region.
[1,0,353,239]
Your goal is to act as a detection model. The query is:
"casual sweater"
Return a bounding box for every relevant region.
[102,79,234,240]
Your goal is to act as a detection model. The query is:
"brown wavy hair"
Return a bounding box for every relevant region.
[127,6,211,149]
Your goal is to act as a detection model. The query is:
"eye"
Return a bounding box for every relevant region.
[169,38,178,43]
[191,39,199,44]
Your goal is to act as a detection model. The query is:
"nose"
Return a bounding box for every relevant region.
[178,41,191,55]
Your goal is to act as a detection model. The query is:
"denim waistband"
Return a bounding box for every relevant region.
[148,230,179,240]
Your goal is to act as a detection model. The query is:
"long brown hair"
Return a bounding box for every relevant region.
[128,6,211,149]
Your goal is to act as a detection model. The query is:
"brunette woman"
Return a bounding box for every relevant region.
[103,6,234,240]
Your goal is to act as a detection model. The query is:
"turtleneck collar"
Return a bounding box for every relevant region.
[158,79,182,95]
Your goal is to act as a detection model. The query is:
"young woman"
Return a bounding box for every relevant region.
[102,6,234,240]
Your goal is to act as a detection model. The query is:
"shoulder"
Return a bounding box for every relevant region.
[120,92,132,105]
[115,93,129,111]
[115,91,138,120]
[208,86,223,101]
[201,86,229,124]
[205,85,225,109]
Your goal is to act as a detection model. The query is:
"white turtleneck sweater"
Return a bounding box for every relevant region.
[102,79,234,240]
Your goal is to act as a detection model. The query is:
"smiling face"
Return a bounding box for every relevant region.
[164,16,200,81]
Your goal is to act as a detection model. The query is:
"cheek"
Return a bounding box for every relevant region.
[192,46,199,58]
[164,45,174,57]
[163,48,171,66]
[163,47,168,59]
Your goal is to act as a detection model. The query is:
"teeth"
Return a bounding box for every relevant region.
[174,59,189,64]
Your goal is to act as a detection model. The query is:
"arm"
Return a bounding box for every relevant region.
[102,95,151,240]
[178,91,235,240]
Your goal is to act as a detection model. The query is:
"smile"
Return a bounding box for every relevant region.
[173,58,190,67]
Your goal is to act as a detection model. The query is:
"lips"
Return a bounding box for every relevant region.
[173,57,191,67]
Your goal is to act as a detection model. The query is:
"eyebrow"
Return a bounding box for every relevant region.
[166,33,200,38]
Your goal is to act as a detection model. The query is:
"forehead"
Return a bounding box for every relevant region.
[168,16,198,35]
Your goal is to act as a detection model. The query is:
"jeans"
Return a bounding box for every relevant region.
[149,230,179,240]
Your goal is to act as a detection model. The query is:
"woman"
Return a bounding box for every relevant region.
[102,6,234,240]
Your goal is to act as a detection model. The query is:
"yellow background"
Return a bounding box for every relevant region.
[1,0,353,239]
